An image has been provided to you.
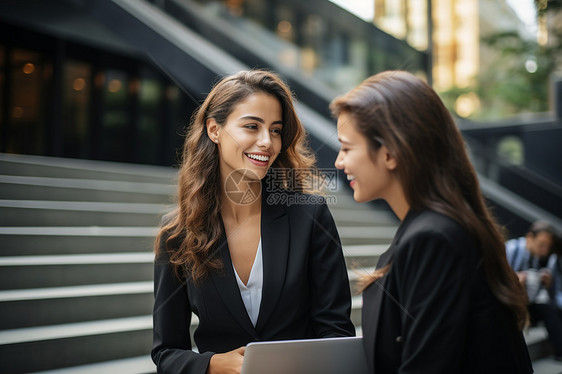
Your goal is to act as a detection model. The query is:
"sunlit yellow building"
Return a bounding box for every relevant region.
[373,0,528,116]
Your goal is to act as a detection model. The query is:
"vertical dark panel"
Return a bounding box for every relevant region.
[554,77,562,120]
[90,65,104,160]
[48,39,64,157]
[0,44,11,153]
[128,68,140,163]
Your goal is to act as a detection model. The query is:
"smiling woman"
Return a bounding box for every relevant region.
[331,70,532,374]
[152,70,354,374]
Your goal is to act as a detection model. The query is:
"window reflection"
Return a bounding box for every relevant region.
[0,23,188,165]
[138,70,162,164]
[0,47,4,148]
[8,49,47,155]
[190,0,427,93]
[63,60,91,158]
[101,69,130,162]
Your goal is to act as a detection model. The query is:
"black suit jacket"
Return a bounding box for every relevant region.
[152,191,355,374]
[362,209,533,374]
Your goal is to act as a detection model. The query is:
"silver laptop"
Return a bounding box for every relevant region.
[241,336,369,374]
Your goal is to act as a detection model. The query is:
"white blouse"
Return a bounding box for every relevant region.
[232,238,263,327]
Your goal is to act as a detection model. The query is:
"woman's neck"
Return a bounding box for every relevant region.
[219,167,263,223]
[384,182,410,221]
[220,187,262,225]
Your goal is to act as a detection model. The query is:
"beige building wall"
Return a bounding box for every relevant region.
[374,0,479,91]
[373,0,529,116]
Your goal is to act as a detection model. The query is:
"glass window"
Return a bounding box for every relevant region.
[8,49,48,155]
[274,5,296,44]
[62,60,91,158]
[101,69,130,162]
[165,87,192,166]
[137,71,163,164]
[0,46,5,150]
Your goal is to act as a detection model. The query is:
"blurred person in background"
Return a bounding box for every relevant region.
[508,221,562,361]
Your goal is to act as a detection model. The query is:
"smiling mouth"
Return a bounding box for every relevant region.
[245,153,270,162]
[347,174,356,181]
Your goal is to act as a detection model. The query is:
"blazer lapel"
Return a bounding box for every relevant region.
[363,210,413,371]
[211,230,259,339]
[362,245,396,372]
[255,190,289,332]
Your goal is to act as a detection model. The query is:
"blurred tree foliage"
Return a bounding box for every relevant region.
[441,0,562,120]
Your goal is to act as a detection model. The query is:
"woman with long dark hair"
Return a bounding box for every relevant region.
[152,70,354,374]
[331,70,532,373]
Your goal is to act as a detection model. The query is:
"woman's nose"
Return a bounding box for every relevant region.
[334,151,344,169]
[257,130,272,148]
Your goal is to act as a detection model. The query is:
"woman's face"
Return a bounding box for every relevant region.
[210,92,283,181]
[334,111,395,203]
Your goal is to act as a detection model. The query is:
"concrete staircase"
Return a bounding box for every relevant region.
[0,152,396,373]
[0,153,175,373]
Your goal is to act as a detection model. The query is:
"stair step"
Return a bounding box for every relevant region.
[0,281,153,301]
[351,295,363,328]
[29,355,155,374]
[0,252,154,290]
[339,226,397,245]
[0,175,174,203]
[343,244,388,257]
[330,208,397,226]
[524,326,552,361]
[0,153,175,184]
[0,282,153,329]
[0,253,154,266]
[0,315,152,345]
[0,261,153,290]
[343,244,385,268]
[0,226,158,255]
[0,200,169,226]
[0,316,153,374]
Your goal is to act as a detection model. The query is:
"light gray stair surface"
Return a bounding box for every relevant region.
[30,356,156,374]
[0,200,170,226]
[0,153,176,184]
[0,317,153,373]
[0,282,153,329]
[0,226,158,255]
[0,175,174,203]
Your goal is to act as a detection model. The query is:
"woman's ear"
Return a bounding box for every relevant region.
[383,147,397,171]
[206,118,220,142]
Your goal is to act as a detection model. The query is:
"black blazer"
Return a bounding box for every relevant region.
[152,191,355,374]
[362,209,533,374]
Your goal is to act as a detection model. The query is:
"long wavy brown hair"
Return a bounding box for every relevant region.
[330,70,528,329]
[156,70,319,283]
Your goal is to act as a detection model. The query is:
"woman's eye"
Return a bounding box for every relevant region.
[244,124,258,130]
[271,128,282,135]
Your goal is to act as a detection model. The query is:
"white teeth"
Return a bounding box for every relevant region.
[246,153,270,162]
[347,175,356,181]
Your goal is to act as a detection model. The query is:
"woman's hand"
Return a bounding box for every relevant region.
[207,346,245,374]
[516,271,527,285]
[540,270,552,289]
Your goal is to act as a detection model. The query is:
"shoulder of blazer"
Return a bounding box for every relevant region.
[397,209,473,254]
[155,210,182,255]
